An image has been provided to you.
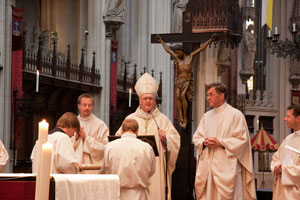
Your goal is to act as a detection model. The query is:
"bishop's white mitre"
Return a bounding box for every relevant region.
[134,73,158,97]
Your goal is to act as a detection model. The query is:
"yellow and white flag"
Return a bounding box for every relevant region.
[261,0,273,30]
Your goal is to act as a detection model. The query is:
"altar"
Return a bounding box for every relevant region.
[0,173,120,200]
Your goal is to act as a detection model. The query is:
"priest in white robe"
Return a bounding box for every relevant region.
[271,104,300,200]
[31,112,80,174]
[0,139,8,172]
[116,73,181,200]
[105,118,155,200]
[193,82,256,200]
[73,93,109,174]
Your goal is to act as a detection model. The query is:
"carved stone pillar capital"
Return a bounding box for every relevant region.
[242,6,255,21]
[289,75,300,89]
[103,16,124,37]
[289,59,300,89]
[239,69,254,84]
[217,64,229,76]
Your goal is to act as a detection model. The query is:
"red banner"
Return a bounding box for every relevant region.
[11,7,23,147]
[110,41,118,112]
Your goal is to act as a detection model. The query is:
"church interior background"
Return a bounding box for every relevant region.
[0,0,299,199]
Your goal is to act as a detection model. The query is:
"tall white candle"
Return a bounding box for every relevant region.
[38,142,52,200]
[36,70,39,92]
[129,88,132,107]
[292,23,296,32]
[35,120,49,200]
[38,120,49,143]
[274,27,278,35]
[268,30,271,37]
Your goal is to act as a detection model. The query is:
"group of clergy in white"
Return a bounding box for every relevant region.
[30,72,181,200]
[192,82,300,200]
[1,74,300,200]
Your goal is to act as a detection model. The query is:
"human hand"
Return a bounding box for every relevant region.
[158,129,167,149]
[204,137,222,148]
[156,34,162,42]
[79,127,86,141]
[274,164,282,176]
[158,129,167,141]
[75,131,80,140]
[210,33,218,41]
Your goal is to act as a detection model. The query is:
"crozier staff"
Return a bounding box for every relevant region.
[116,73,180,200]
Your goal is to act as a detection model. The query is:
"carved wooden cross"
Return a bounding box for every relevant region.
[151,12,222,52]
[150,8,243,200]
[151,11,220,130]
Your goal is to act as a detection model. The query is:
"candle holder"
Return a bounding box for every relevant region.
[266,24,300,60]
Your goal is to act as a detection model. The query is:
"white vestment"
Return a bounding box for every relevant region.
[193,103,256,200]
[104,133,156,200]
[73,113,109,173]
[0,140,8,172]
[31,129,79,174]
[116,107,181,200]
[271,130,300,200]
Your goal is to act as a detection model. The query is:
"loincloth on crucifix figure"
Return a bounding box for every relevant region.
[157,34,216,129]
[174,74,194,102]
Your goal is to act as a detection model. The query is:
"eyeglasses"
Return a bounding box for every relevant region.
[207,92,218,97]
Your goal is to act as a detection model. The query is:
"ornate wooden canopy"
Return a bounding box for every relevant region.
[151,0,243,51]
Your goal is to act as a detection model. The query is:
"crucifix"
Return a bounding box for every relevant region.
[150,11,219,200]
[151,11,219,129]
[150,6,243,199]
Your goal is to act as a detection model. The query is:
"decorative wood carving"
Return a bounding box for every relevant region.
[23,33,101,92]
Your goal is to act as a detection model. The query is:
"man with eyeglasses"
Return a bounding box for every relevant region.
[116,73,180,200]
[193,82,256,200]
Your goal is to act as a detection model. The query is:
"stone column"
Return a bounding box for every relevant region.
[194,47,218,129]
[103,36,111,124]
[0,0,5,69]
[0,1,6,141]
[0,0,13,172]
[91,0,112,124]
[148,0,173,119]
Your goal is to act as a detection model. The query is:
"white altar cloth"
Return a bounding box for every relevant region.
[52,174,120,200]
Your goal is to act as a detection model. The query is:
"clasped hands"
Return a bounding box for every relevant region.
[203,137,222,148]
[274,164,282,176]
[76,127,86,141]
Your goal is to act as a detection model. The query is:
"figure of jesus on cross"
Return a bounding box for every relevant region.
[156,33,217,129]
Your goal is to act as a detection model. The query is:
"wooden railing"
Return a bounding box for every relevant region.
[117,62,163,99]
[23,33,101,86]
